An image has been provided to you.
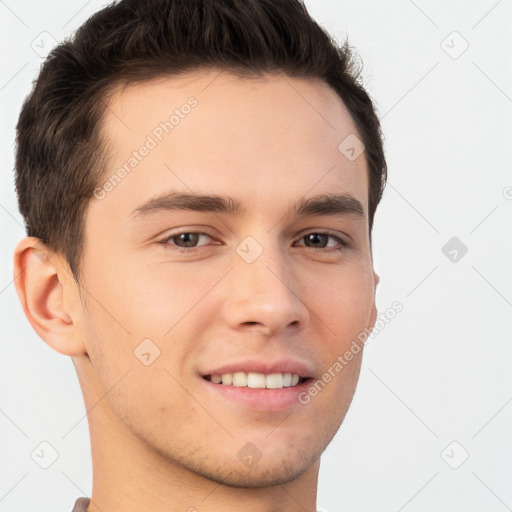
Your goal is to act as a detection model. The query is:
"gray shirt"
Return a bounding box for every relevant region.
[71,498,90,512]
[70,496,329,511]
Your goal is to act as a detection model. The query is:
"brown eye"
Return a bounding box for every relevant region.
[297,232,347,250]
[161,232,213,250]
[303,233,329,248]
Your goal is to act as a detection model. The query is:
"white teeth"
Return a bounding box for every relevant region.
[207,371,304,389]
[266,373,283,389]
[232,372,248,387]
[221,373,232,385]
[247,372,266,388]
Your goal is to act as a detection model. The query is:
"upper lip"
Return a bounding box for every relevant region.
[200,358,315,378]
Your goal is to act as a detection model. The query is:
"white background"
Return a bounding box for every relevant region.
[1,1,511,511]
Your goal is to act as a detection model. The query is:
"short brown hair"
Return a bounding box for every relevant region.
[15,0,387,281]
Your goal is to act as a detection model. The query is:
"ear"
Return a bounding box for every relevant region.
[368,270,380,330]
[13,237,87,356]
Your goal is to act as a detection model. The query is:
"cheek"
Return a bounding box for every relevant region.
[80,249,218,340]
[304,264,372,415]
[307,261,375,345]
[80,301,195,427]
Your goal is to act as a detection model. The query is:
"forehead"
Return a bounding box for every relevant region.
[95,70,368,221]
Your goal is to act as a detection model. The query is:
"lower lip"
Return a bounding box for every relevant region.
[201,377,313,412]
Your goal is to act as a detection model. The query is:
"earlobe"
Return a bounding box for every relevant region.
[13,237,86,356]
[369,302,378,332]
[368,270,380,331]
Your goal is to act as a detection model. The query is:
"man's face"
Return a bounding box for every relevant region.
[77,70,378,486]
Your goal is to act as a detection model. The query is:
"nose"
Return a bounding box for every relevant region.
[220,239,310,337]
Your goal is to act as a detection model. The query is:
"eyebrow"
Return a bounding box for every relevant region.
[129,191,364,220]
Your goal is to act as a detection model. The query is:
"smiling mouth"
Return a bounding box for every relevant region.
[202,371,310,389]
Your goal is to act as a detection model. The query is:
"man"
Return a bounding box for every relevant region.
[13,0,386,510]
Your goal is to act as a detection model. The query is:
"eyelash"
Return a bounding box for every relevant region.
[157,230,349,253]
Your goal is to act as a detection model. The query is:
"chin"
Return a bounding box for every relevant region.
[178,442,322,489]
[197,456,317,488]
